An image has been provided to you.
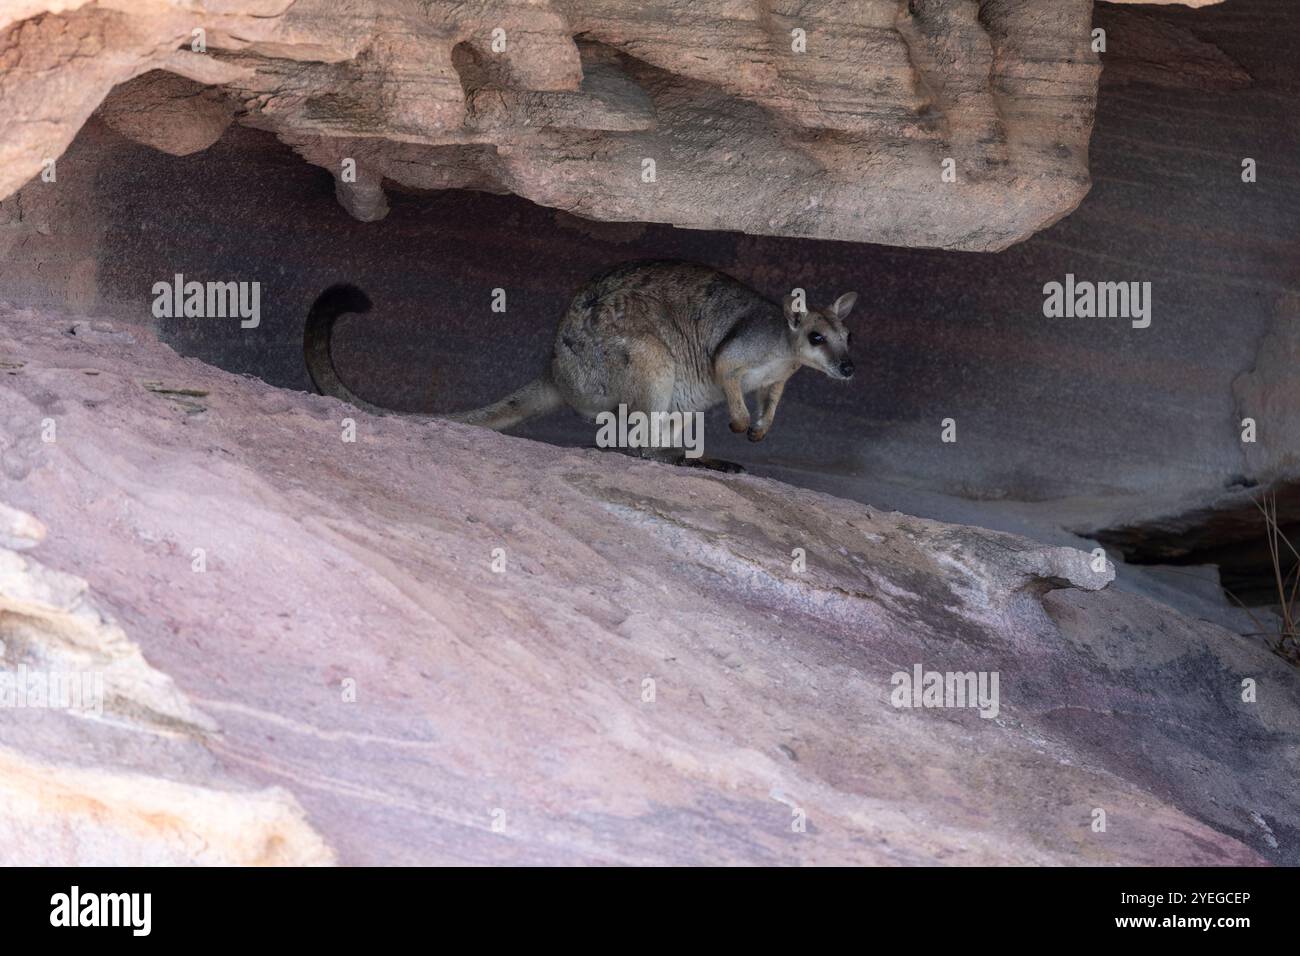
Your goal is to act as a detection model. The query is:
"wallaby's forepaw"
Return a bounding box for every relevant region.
[729,418,750,434]
[746,424,768,442]
[678,456,746,474]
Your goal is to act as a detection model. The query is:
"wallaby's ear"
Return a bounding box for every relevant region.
[831,292,859,320]
[783,293,804,331]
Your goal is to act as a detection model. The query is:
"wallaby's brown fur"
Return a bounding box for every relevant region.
[304,261,857,458]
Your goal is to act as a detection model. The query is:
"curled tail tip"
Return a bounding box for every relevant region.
[304,283,376,408]
[312,283,372,316]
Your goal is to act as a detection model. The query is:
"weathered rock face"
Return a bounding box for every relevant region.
[0,503,333,864]
[0,0,1101,251]
[1,302,1295,865]
[1084,294,1300,604]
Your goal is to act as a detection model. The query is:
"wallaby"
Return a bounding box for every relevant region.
[304,260,857,468]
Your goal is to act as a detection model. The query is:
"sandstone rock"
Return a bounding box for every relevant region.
[0,502,44,550]
[0,544,214,736]
[1234,292,1300,486]
[95,71,237,157]
[0,506,334,864]
[0,301,1294,865]
[0,0,1102,251]
[0,745,336,865]
[1082,292,1300,602]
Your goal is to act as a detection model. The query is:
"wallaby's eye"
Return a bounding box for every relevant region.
[808,332,826,346]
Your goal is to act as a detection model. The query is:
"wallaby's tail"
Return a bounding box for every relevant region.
[306,283,562,429]
[303,283,391,416]
[443,376,563,431]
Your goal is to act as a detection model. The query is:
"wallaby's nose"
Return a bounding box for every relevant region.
[839,360,855,378]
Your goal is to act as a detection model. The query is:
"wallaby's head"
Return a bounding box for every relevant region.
[783,291,858,380]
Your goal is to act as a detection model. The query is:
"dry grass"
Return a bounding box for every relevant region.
[1229,493,1300,666]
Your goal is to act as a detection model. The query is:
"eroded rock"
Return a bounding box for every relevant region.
[0,0,1102,251]
[0,501,335,864]
[0,301,1294,864]
[0,745,335,865]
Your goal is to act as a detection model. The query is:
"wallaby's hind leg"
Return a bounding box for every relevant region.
[623,360,680,464]
[630,367,746,473]
[598,340,745,474]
